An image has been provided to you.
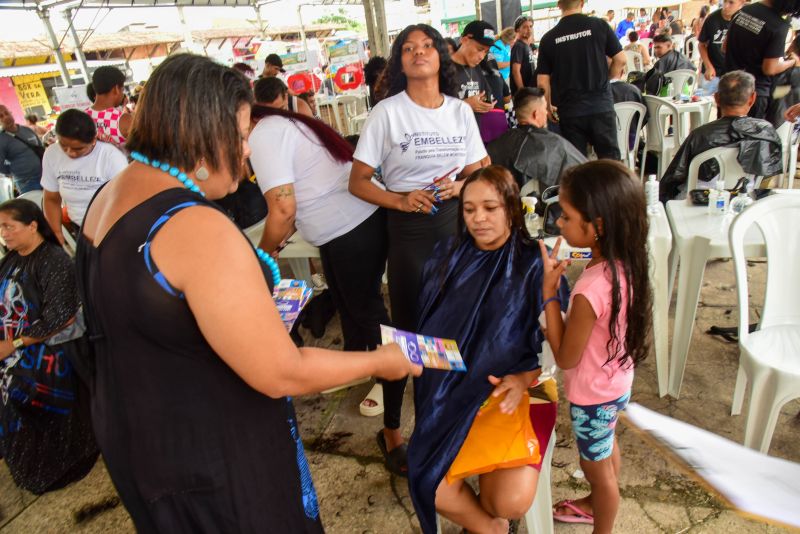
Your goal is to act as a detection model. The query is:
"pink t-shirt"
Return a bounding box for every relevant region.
[562,261,634,405]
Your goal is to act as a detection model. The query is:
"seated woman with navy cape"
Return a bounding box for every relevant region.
[408,166,567,533]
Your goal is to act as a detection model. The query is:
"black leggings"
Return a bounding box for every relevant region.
[382,200,458,430]
[318,208,389,352]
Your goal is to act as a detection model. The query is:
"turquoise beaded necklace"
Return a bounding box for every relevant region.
[131,151,281,288]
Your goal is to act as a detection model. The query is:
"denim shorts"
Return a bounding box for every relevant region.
[570,391,630,461]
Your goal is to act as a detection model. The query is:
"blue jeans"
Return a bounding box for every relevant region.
[13,174,42,194]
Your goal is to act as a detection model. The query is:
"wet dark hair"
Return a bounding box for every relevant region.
[250,104,353,164]
[559,160,652,369]
[653,33,672,44]
[254,76,287,104]
[127,54,253,180]
[629,31,639,42]
[55,109,97,144]
[381,24,457,100]
[436,165,533,289]
[0,199,60,246]
[513,87,545,115]
[24,113,39,124]
[88,66,126,98]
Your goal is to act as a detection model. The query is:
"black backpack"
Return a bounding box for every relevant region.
[643,68,666,96]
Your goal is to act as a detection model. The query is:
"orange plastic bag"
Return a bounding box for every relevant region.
[446,391,540,484]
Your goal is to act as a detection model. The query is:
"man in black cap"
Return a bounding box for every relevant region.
[510,16,537,93]
[451,20,497,124]
[262,53,286,78]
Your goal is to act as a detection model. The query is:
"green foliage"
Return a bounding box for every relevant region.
[313,7,365,33]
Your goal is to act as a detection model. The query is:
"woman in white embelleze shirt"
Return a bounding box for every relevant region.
[349,23,488,478]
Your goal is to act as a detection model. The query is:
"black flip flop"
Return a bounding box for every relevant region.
[706,323,758,343]
[376,430,408,478]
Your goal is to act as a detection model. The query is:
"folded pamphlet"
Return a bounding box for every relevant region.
[273,279,313,332]
[380,325,466,371]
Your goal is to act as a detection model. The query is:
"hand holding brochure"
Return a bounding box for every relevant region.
[380,325,466,371]
[273,280,313,332]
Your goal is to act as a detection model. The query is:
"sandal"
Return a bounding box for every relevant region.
[376,429,408,477]
[706,323,758,343]
[359,383,384,417]
[553,499,594,524]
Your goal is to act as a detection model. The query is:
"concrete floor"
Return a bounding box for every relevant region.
[1,257,798,533]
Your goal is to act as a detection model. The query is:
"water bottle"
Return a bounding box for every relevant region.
[713,178,730,215]
[645,174,660,215]
[521,197,540,236]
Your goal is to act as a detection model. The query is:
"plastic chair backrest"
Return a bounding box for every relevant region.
[0,177,14,203]
[624,50,644,73]
[686,146,746,190]
[640,38,653,55]
[664,69,697,97]
[672,34,686,53]
[17,189,43,208]
[775,120,795,184]
[643,95,683,149]
[729,193,800,339]
[335,94,366,135]
[614,101,647,165]
[684,36,699,62]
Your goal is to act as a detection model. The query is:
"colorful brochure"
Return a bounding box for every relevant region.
[380,325,466,372]
[273,279,313,332]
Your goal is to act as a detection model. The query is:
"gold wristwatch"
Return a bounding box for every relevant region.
[11,337,24,349]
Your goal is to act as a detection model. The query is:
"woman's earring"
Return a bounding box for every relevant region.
[195,162,209,181]
[594,233,600,241]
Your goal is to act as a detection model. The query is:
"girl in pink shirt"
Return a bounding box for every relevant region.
[539,160,652,533]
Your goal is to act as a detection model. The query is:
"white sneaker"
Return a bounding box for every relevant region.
[311,273,328,290]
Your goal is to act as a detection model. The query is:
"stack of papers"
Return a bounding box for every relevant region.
[380,325,466,371]
[273,279,313,332]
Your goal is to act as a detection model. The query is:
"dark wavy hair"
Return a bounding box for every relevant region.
[380,24,457,100]
[436,165,533,289]
[0,199,60,246]
[559,160,652,369]
[250,104,353,164]
[127,54,253,180]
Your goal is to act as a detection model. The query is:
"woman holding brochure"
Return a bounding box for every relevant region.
[407,166,566,534]
[349,23,488,477]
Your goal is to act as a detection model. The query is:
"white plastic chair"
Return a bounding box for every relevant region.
[729,193,800,453]
[776,121,798,189]
[614,102,647,172]
[683,36,700,66]
[435,430,557,534]
[243,220,320,285]
[672,34,686,55]
[335,94,367,136]
[0,176,14,202]
[640,37,654,57]
[349,111,369,136]
[624,50,645,73]
[16,189,77,256]
[641,95,684,180]
[17,189,43,206]
[664,69,697,98]
[686,146,749,191]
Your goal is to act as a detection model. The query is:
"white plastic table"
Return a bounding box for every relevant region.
[543,203,672,397]
[665,200,766,398]
[656,96,714,138]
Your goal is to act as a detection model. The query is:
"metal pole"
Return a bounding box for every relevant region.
[176,6,194,50]
[297,4,310,64]
[253,1,266,39]
[475,0,481,20]
[372,0,390,57]
[495,0,502,31]
[64,8,90,85]
[362,0,377,56]
[38,7,72,87]
[529,0,534,17]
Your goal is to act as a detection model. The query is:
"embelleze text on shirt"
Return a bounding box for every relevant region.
[734,12,766,35]
[401,131,465,152]
[554,29,593,45]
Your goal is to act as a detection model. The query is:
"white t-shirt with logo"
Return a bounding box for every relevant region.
[40,141,127,224]
[353,91,487,193]
[249,115,378,246]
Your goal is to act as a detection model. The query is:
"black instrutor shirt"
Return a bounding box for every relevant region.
[698,9,732,75]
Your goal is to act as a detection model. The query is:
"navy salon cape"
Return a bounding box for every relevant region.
[407,233,568,533]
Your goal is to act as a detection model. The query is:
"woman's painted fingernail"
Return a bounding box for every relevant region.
[430,206,439,215]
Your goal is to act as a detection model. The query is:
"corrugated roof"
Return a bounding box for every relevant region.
[0,23,343,59]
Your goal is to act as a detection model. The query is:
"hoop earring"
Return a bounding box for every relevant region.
[195,163,209,181]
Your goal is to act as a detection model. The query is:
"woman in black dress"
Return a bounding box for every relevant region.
[76,54,418,533]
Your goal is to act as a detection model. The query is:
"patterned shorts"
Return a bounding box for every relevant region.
[569,391,630,462]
